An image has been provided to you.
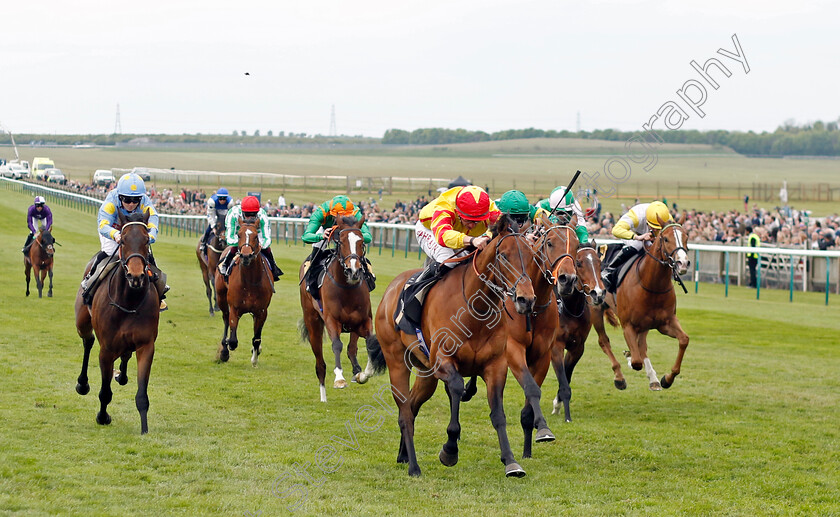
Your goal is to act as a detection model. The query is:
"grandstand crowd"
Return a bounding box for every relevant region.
[35,176,840,251]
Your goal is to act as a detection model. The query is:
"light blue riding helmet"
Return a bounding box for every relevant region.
[117,173,146,197]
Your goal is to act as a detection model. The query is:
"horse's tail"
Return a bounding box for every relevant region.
[605,307,620,328]
[364,335,388,375]
[297,318,309,343]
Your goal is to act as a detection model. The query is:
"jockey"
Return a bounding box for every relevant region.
[414,185,500,282]
[601,200,672,292]
[80,173,169,310]
[200,187,231,254]
[495,190,549,228]
[22,196,52,254]
[217,195,283,281]
[301,195,373,299]
[537,186,590,244]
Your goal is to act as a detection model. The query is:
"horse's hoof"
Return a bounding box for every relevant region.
[228,341,238,351]
[649,381,662,391]
[505,463,526,478]
[220,350,230,362]
[334,379,347,389]
[535,428,555,443]
[660,375,673,389]
[48,292,53,298]
[614,379,627,390]
[355,373,369,384]
[439,447,458,467]
[116,374,128,386]
[96,412,111,425]
[75,383,90,395]
[408,466,422,477]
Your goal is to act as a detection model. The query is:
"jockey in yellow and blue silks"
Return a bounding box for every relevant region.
[217,195,283,282]
[601,200,672,292]
[200,187,231,254]
[301,195,373,298]
[536,186,589,244]
[80,173,169,310]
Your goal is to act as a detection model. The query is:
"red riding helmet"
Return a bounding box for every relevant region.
[455,186,492,221]
[241,196,260,213]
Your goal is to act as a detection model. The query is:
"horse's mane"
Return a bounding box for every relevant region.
[338,215,358,227]
[490,213,518,236]
[241,216,258,225]
[124,211,146,223]
[578,242,595,250]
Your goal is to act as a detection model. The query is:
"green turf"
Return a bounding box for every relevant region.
[1,187,838,516]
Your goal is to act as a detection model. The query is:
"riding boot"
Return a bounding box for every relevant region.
[81,251,109,305]
[261,247,283,281]
[414,260,442,285]
[22,233,34,254]
[218,250,236,280]
[200,225,212,254]
[601,245,639,292]
[147,250,170,306]
[363,257,377,291]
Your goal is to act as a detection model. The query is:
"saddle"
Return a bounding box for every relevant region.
[600,243,643,292]
[305,251,376,300]
[393,262,456,338]
[82,255,121,305]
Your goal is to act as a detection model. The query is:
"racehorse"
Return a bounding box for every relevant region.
[197,219,226,315]
[591,219,690,390]
[215,217,274,366]
[370,214,536,477]
[73,210,159,434]
[298,215,378,403]
[550,242,606,421]
[25,227,56,298]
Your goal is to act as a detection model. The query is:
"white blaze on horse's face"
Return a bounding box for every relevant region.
[347,232,362,273]
[673,227,689,274]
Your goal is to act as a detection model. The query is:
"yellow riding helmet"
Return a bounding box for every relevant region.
[645,201,671,230]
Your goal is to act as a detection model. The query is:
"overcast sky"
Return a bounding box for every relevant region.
[2,0,837,137]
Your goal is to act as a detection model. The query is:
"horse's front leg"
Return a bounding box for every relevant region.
[228,309,241,352]
[25,261,31,297]
[135,343,155,434]
[251,309,267,367]
[657,316,690,389]
[115,352,131,386]
[550,339,572,421]
[47,268,53,298]
[35,266,46,298]
[347,332,363,380]
[435,362,464,468]
[484,359,525,478]
[507,339,553,460]
[324,318,346,389]
[97,351,115,426]
[217,304,231,362]
[76,336,95,395]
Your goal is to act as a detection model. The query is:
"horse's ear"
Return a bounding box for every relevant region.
[117,209,127,226]
[356,212,365,228]
[678,211,686,225]
[656,214,666,229]
[491,213,511,236]
[238,216,244,225]
[143,209,150,225]
[537,213,552,228]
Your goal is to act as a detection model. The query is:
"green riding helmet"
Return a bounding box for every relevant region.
[497,190,537,227]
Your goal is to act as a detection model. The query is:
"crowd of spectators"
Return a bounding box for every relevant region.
[27,175,840,250]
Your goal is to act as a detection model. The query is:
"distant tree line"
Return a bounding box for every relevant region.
[382,120,840,156]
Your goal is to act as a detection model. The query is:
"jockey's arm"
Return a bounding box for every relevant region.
[302,208,327,244]
[143,199,159,243]
[612,220,637,241]
[224,207,239,246]
[360,220,373,244]
[97,198,121,241]
[258,210,272,248]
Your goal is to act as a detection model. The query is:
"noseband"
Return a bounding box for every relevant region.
[332,228,365,277]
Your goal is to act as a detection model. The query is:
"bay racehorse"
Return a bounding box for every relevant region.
[215,217,274,366]
[74,210,159,434]
[25,227,56,298]
[369,214,536,477]
[197,219,226,315]
[298,215,380,402]
[550,242,606,421]
[592,219,690,390]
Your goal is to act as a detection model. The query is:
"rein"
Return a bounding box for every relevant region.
[638,223,687,294]
[109,221,152,313]
[535,225,575,285]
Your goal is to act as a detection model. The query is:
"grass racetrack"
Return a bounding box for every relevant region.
[1,188,839,516]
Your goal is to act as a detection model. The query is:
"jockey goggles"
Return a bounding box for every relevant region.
[120,195,142,205]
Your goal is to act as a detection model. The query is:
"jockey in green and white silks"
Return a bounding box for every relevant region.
[536,186,589,244]
[217,195,283,281]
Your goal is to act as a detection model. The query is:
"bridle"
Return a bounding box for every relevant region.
[574,245,603,303]
[534,225,576,285]
[330,227,366,280]
[208,221,226,254]
[110,221,152,313]
[638,222,689,294]
[237,219,261,265]
[470,230,531,300]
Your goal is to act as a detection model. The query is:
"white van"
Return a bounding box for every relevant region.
[93,169,116,186]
